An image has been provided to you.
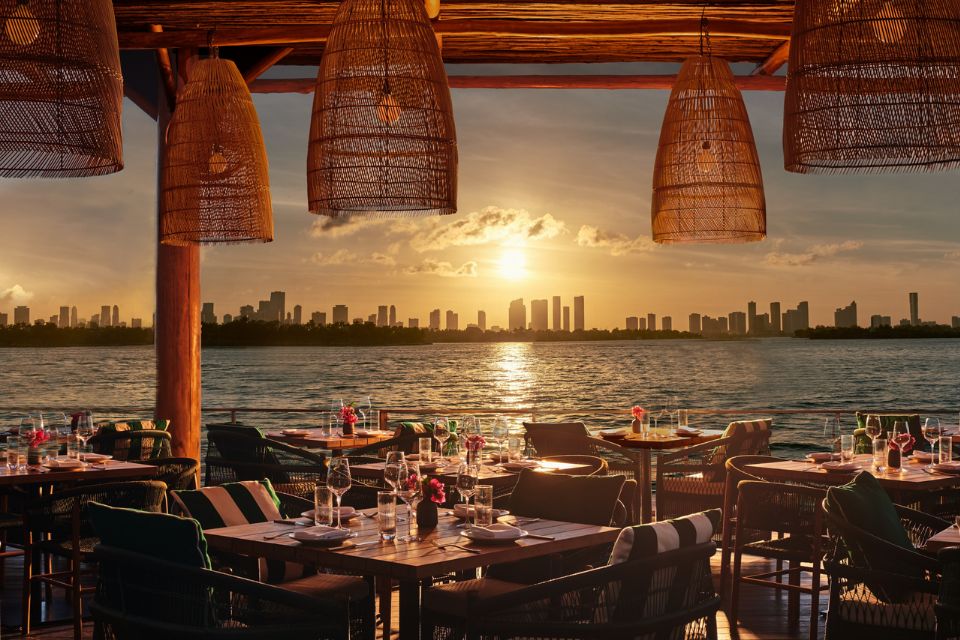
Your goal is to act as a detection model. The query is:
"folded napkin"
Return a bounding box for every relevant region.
[675,427,701,436]
[911,450,935,461]
[281,429,309,436]
[45,459,83,469]
[468,523,522,540]
[453,504,504,519]
[807,452,841,463]
[292,526,349,543]
[335,506,356,517]
[502,461,538,471]
[820,460,859,471]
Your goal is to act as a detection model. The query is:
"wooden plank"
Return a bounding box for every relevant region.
[242,46,295,84]
[118,18,791,49]
[746,456,960,491]
[752,39,789,75]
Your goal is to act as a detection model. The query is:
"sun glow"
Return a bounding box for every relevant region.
[497,249,527,280]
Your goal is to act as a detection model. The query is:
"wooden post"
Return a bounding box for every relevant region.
[155,50,201,460]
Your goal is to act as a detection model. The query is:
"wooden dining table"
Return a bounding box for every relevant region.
[923,524,960,553]
[267,429,394,454]
[600,428,725,523]
[205,512,619,640]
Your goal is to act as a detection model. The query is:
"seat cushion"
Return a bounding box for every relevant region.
[836,583,936,631]
[609,509,720,565]
[826,473,912,551]
[88,502,211,569]
[508,469,625,526]
[97,419,169,433]
[721,419,773,457]
[424,578,525,617]
[279,572,370,601]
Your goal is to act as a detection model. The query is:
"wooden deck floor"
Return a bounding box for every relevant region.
[2,554,824,640]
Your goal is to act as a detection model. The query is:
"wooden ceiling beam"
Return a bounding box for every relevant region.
[242,47,295,84]
[752,39,789,76]
[118,18,790,49]
[150,25,177,111]
[249,74,787,93]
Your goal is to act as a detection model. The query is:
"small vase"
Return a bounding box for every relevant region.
[466,449,481,465]
[342,422,354,436]
[631,419,642,434]
[416,500,438,530]
[887,448,901,470]
[27,447,41,467]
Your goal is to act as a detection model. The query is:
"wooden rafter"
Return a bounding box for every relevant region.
[242,47,295,84]
[150,25,177,111]
[752,40,790,76]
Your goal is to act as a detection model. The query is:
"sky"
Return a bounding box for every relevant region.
[0,62,958,329]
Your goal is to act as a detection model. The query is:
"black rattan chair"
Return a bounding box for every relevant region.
[937,547,960,640]
[89,429,172,461]
[140,457,199,491]
[205,430,326,498]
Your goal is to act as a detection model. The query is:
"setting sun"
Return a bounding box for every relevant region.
[497,249,527,280]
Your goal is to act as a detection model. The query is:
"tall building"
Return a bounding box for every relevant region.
[445,310,458,331]
[49,314,57,325]
[311,311,326,325]
[531,299,548,331]
[551,296,561,331]
[638,317,647,330]
[89,313,99,327]
[59,306,70,328]
[477,310,486,331]
[770,302,781,333]
[0,312,6,327]
[508,299,526,331]
[270,291,286,323]
[747,301,757,334]
[389,305,396,327]
[131,318,143,329]
[952,316,960,329]
[728,311,747,335]
[834,301,857,328]
[573,296,584,331]
[689,313,702,334]
[377,305,388,327]
[240,305,254,319]
[201,303,216,324]
[871,315,892,328]
[909,292,919,326]
[13,306,29,324]
[222,314,233,324]
[293,305,302,325]
[429,309,441,330]
[367,313,376,323]
[112,305,119,327]
[797,301,810,331]
[562,306,570,332]
[625,316,639,331]
[646,313,656,332]
[100,305,110,327]
[332,304,349,324]
[662,316,672,331]
[754,313,770,334]
[408,318,419,328]
[70,306,77,328]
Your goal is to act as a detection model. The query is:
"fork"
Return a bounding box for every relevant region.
[263,529,294,540]
[430,540,481,554]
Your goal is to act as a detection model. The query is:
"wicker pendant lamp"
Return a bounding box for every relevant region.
[784,0,960,173]
[651,28,766,244]
[160,53,273,245]
[0,0,123,177]
[307,0,457,217]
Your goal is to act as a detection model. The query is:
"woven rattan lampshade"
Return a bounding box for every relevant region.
[784,0,960,173]
[651,55,766,244]
[307,0,457,217]
[161,56,273,245]
[0,0,122,177]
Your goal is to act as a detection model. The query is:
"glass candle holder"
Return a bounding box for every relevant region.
[940,436,954,464]
[418,437,433,463]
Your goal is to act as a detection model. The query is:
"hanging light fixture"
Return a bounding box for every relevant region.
[0,0,123,177]
[651,17,766,244]
[784,0,960,173]
[160,52,273,245]
[307,0,457,217]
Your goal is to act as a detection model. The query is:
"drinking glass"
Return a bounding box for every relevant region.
[923,418,942,468]
[940,436,954,464]
[667,396,679,426]
[314,485,334,526]
[456,463,479,508]
[873,437,888,473]
[839,434,855,462]
[433,419,450,459]
[327,457,352,530]
[418,437,433,463]
[377,491,397,541]
[76,412,95,465]
[890,422,911,472]
[677,409,690,428]
[460,415,477,437]
[384,451,404,494]
[365,397,376,432]
[6,436,21,471]
[475,485,494,527]
[397,462,422,542]
[19,416,36,444]
[864,414,883,442]
[507,434,524,462]
[492,418,509,461]
[824,416,841,453]
[327,411,340,437]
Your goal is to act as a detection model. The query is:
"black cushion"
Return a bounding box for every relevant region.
[508,469,625,526]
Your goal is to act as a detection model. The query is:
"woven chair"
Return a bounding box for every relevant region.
[612,479,638,527]
[346,431,422,457]
[822,498,947,639]
[205,430,326,498]
[140,457,199,491]
[91,545,350,640]
[540,455,608,476]
[424,541,720,640]
[937,547,960,640]
[90,429,172,461]
[729,481,828,640]
[22,481,167,640]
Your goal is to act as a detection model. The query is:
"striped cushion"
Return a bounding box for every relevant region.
[171,480,303,583]
[98,419,170,433]
[395,421,433,436]
[721,419,773,457]
[609,509,720,565]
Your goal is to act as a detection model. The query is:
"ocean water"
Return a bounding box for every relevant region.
[0,338,957,456]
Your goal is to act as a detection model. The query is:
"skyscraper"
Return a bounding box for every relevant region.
[834,301,857,328]
[131,318,143,329]
[70,306,77,328]
[59,306,70,328]
[638,317,647,331]
[478,310,486,331]
[112,305,119,327]
[508,299,526,331]
[909,292,919,326]
[89,313,99,327]
[445,310,458,331]
[14,306,29,325]
[377,305,388,327]
[367,313,376,323]
[747,301,757,334]
[270,291,286,323]
[293,305,302,325]
[311,311,326,325]
[626,316,639,331]
[222,314,232,324]
[770,302,781,333]
[562,306,570,332]
[389,305,396,327]
[240,305,254,319]
[0,312,7,327]
[201,303,216,324]
[408,318,419,328]
[646,313,656,331]
[100,305,111,327]
[573,296,584,331]
[551,296,561,331]
[689,313,702,334]
[728,311,747,335]
[662,316,672,331]
[332,304,349,324]
[797,301,810,331]
[531,299,548,331]
[429,309,441,330]
[871,315,892,328]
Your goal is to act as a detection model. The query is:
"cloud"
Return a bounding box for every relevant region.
[765,240,863,267]
[309,216,386,239]
[0,284,33,303]
[410,206,566,252]
[403,259,478,278]
[311,250,396,267]
[575,225,657,256]
[945,249,960,260]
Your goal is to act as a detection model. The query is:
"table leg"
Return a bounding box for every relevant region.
[377,576,393,639]
[398,579,420,640]
[640,449,653,523]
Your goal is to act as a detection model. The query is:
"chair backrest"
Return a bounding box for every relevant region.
[613,479,638,527]
[736,480,826,536]
[507,468,625,526]
[347,431,421,457]
[522,422,591,457]
[140,457,200,491]
[720,418,773,458]
[91,429,172,461]
[540,455,608,476]
[204,431,326,498]
[28,481,168,541]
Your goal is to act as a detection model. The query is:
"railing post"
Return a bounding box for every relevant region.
[379,410,389,431]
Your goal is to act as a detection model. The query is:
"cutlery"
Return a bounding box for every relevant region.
[525,533,556,541]
[512,517,540,525]
[330,540,380,552]
[430,540,481,554]
[272,518,309,526]
[263,530,294,540]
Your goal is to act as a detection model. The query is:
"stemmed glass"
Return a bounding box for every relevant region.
[890,421,912,473]
[384,451,404,495]
[923,418,943,469]
[492,418,509,462]
[456,463,480,523]
[824,416,841,453]
[327,457,352,530]
[863,415,883,445]
[397,462,422,542]
[76,412,95,463]
[327,411,340,438]
[365,396,376,432]
[434,419,451,460]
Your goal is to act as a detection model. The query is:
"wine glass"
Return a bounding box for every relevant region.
[456,463,480,522]
[76,412,95,463]
[890,421,912,472]
[864,414,883,443]
[923,418,942,469]
[824,416,841,453]
[365,396,376,432]
[492,418,509,462]
[384,451,404,494]
[327,411,340,438]
[396,462,422,542]
[433,418,451,460]
[327,457,352,530]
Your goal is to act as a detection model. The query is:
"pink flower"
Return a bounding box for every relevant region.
[631,406,646,420]
[425,477,446,504]
[466,434,485,451]
[28,429,49,448]
[339,405,358,426]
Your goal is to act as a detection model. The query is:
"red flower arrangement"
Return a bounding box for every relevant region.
[28,429,49,449]
[403,473,446,504]
[465,434,485,452]
[631,406,646,420]
[889,434,916,454]
[339,404,358,427]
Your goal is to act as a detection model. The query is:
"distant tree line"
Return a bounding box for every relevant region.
[0,324,153,347]
[429,327,702,343]
[801,325,960,339]
[202,319,431,346]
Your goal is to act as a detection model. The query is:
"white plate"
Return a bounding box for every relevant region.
[820,461,860,472]
[44,459,83,469]
[452,505,509,520]
[291,527,352,545]
[460,527,528,545]
[301,507,358,521]
[355,430,379,437]
[933,462,960,474]
[80,453,112,462]
[675,429,703,437]
[599,428,625,437]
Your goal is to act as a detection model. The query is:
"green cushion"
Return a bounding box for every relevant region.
[88,502,211,569]
[396,421,435,435]
[508,469,625,526]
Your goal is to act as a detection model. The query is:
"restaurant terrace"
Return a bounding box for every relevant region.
[0,1,959,639]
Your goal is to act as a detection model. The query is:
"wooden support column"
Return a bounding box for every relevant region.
[155,50,201,461]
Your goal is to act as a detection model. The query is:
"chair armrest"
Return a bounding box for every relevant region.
[896,504,951,546]
[657,437,734,465]
[277,491,314,517]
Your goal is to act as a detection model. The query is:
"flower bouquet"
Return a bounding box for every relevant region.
[631,405,648,436]
[339,404,358,436]
[413,475,446,530]
[465,434,485,465]
[27,428,49,466]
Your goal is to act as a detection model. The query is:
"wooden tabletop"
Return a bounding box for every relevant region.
[601,428,724,450]
[267,429,393,450]
[745,455,960,491]
[351,459,589,484]
[0,460,158,486]
[924,525,960,552]
[204,512,620,582]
